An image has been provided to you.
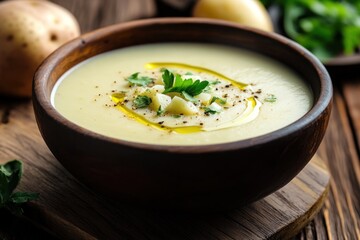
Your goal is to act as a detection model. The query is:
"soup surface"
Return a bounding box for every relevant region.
[52,43,313,145]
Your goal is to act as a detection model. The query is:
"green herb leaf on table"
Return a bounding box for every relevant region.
[134,95,152,108]
[0,160,39,215]
[127,72,153,86]
[162,69,209,96]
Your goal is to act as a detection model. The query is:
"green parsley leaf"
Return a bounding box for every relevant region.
[210,80,221,85]
[156,106,165,116]
[210,96,227,105]
[126,72,153,86]
[204,106,220,115]
[264,94,277,103]
[262,0,360,61]
[182,91,198,103]
[162,69,209,97]
[134,96,152,108]
[0,160,39,215]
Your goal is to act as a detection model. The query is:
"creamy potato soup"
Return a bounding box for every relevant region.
[51,43,313,145]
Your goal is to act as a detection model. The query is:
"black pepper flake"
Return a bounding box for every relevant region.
[124,99,129,103]
[215,88,219,91]
[254,95,258,98]
[98,94,101,96]
[200,122,204,126]
[161,125,165,128]
[183,121,188,124]
[95,86,99,88]
[158,121,164,124]
[114,81,117,83]
[225,85,230,88]
[216,118,219,121]
[111,90,115,92]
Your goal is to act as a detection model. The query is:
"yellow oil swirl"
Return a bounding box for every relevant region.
[203,97,261,132]
[111,94,259,134]
[111,94,203,134]
[145,62,248,89]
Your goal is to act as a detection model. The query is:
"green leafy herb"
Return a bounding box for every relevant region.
[182,91,198,103]
[156,106,165,116]
[126,72,153,86]
[261,0,360,61]
[162,69,209,97]
[134,96,152,108]
[210,96,227,105]
[204,106,220,115]
[264,94,277,103]
[0,160,39,215]
[210,80,221,85]
[172,114,181,118]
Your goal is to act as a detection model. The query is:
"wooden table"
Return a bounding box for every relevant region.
[0,0,359,239]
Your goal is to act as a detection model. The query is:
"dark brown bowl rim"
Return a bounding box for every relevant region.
[33,17,333,154]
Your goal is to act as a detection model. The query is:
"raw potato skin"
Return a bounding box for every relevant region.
[0,0,80,97]
[192,0,273,32]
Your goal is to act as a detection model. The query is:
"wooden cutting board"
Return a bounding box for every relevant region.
[0,100,330,240]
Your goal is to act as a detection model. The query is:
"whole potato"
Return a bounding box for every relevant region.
[192,0,273,32]
[0,0,80,98]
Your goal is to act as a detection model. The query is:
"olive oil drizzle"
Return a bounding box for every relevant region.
[145,62,248,89]
[111,94,203,134]
[203,97,261,132]
[111,94,259,134]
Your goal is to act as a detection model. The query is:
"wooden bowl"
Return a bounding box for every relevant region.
[32,18,333,210]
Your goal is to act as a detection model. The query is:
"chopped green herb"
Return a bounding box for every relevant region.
[0,160,39,215]
[156,106,165,116]
[204,106,220,115]
[182,91,198,103]
[210,80,221,85]
[210,96,227,105]
[264,94,277,103]
[162,69,209,97]
[185,72,193,75]
[126,72,153,86]
[172,114,181,118]
[134,95,152,108]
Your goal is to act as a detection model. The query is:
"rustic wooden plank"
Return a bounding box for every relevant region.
[51,0,156,33]
[306,89,360,240]
[343,80,360,156]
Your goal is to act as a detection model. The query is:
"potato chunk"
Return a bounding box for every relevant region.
[165,96,199,115]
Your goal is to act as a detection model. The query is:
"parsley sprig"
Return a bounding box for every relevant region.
[134,95,152,108]
[162,69,209,97]
[0,160,39,215]
[126,72,153,86]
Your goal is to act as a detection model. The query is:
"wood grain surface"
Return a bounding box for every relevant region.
[0,0,359,239]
